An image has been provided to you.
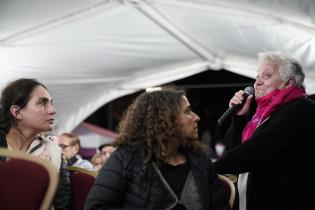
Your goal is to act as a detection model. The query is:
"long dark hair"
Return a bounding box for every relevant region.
[0,78,47,134]
[115,87,207,173]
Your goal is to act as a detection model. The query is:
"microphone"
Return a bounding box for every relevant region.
[218,86,255,126]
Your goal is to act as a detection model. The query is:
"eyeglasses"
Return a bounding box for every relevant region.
[59,144,73,149]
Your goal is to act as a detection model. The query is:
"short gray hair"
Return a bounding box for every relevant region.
[258,52,305,87]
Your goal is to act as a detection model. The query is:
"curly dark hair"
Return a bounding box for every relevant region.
[115,87,207,173]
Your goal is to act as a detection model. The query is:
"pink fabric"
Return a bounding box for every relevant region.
[242,86,306,142]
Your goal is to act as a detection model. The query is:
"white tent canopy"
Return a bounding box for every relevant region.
[1,0,315,134]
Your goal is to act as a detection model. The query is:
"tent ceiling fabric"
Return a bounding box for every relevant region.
[1,0,315,134]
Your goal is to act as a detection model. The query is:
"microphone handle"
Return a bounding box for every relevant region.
[218,87,254,126]
[217,104,241,126]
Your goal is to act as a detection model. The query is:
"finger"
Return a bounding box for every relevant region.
[230,91,245,105]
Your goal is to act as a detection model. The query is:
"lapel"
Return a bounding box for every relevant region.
[187,151,209,210]
[150,163,178,210]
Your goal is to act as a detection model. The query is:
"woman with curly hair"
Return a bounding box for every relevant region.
[85,87,230,210]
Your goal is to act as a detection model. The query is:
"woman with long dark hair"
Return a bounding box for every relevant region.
[0,78,71,210]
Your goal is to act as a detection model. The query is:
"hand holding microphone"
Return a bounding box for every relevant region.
[218,86,255,126]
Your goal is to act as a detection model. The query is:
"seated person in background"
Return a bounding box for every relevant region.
[85,87,230,210]
[91,153,105,172]
[98,143,115,164]
[0,78,71,210]
[58,133,94,171]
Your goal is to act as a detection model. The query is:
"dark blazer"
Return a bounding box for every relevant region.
[214,98,315,210]
[85,146,230,210]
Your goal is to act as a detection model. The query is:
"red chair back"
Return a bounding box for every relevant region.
[0,148,58,210]
[68,166,97,210]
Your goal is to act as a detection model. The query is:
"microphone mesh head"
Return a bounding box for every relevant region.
[244,86,255,96]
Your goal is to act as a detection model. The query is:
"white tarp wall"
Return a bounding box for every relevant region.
[1,0,315,134]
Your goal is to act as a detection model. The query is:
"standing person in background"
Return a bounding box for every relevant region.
[214,52,315,210]
[85,87,230,210]
[58,133,94,171]
[0,78,71,210]
[201,129,212,148]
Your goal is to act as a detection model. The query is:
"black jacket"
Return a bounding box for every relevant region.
[214,98,315,210]
[85,146,230,210]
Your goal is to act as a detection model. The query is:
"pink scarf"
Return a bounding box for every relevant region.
[242,86,306,143]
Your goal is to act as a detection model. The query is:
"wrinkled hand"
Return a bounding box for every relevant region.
[229,90,254,115]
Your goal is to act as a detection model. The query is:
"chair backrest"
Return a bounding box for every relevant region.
[68,166,97,210]
[218,174,236,208]
[0,148,58,210]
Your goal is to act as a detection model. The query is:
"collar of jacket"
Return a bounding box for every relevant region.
[186,151,209,209]
[151,150,209,210]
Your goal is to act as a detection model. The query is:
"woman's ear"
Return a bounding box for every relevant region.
[281,78,295,89]
[286,78,295,88]
[10,105,22,120]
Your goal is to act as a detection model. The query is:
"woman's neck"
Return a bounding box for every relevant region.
[165,152,186,166]
[6,128,37,152]
[165,139,186,166]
